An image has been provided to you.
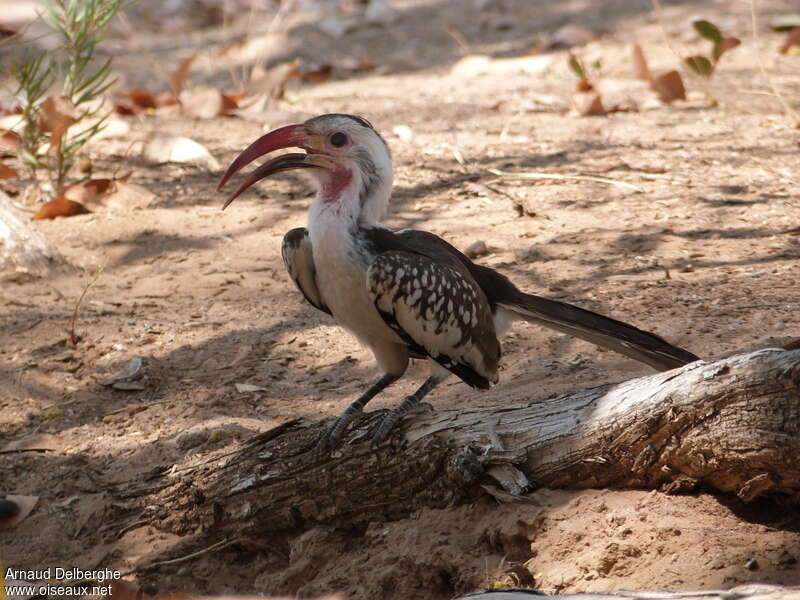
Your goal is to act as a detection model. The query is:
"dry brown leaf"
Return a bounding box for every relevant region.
[718,35,741,58]
[0,129,21,151]
[39,95,75,151]
[179,89,241,119]
[31,196,90,220]
[632,43,652,81]
[573,92,606,116]
[0,495,38,529]
[170,54,196,97]
[0,23,19,39]
[104,181,157,210]
[651,70,686,104]
[0,163,18,179]
[65,178,155,210]
[299,63,333,83]
[780,28,800,54]
[63,178,114,209]
[245,58,302,99]
[142,134,220,170]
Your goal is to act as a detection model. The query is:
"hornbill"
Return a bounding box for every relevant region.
[218,113,699,449]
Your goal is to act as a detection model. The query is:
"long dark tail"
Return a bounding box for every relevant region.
[472,265,699,371]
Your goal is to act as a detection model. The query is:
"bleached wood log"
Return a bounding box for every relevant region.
[458,583,800,600]
[149,348,800,539]
[0,190,67,281]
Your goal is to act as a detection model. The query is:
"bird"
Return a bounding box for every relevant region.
[217,113,699,449]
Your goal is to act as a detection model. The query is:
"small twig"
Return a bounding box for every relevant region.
[103,399,171,417]
[119,538,236,575]
[69,264,104,345]
[749,0,800,127]
[0,448,54,454]
[487,168,644,193]
[443,26,471,54]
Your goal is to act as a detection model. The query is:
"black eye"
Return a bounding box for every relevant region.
[330,132,348,147]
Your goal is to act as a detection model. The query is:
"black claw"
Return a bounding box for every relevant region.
[316,409,363,453]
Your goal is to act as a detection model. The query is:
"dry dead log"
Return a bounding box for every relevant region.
[459,583,800,600]
[147,348,800,540]
[0,190,67,281]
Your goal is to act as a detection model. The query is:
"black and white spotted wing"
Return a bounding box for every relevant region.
[366,251,500,389]
[281,227,331,316]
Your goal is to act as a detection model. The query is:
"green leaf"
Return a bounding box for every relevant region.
[684,55,713,77]
[692,19,723,43]
[769,14,800,32]
[567,53,587,80]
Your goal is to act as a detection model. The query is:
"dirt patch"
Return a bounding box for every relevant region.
[1,0,799,598]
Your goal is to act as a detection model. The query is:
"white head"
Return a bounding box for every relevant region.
[218,113,393,224]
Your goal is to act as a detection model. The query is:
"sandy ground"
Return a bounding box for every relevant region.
[1,0,800,598]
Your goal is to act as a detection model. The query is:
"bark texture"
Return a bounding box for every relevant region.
[0,190,67,281]
[145,348,800,540]
[458,583,800,600]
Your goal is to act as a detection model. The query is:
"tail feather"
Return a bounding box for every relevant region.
[500,293,699,371]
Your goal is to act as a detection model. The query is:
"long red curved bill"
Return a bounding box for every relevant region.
[217,123,305,192]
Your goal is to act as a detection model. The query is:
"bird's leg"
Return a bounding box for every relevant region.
[371,375,443,447]
[318,373,400,450]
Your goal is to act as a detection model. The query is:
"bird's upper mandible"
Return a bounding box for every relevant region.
[218,113,394,223]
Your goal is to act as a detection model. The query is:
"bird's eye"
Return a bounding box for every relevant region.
[329,132,348,148]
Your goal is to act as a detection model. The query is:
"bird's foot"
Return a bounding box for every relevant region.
[370,402,434,448]
[316,408,363,453]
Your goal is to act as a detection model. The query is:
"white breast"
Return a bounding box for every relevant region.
[308,211,400,348]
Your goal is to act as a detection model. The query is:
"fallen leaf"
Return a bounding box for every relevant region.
[0,495,38,530]
[769,14,800,32]
[0,129,21,150]
[235,383,266,393]
[714,36,741,61]
[780,28,800,54]
[31,197,90,220]
[299,63,333,84]
[632,43,652,81]
[651,70,686,103]
[64,177,156,210]
[39,95,75,151]
[450,54,554,77]
[0,23,18,39]
[170,54,196,97]
[179,88,240,119]
[246,58,302,99]
[120,90,158,109]
[142,134,220,170]
[550,24,597,48]
[0,163,18,179]
[572,92,606,116]
[64,178,114,209]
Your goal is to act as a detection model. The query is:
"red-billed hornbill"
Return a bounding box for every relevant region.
[218,114,699,449]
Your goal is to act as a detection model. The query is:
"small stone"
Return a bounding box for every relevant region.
[464,240,489,258]
[176,428,208,451]
[745,557,759,571]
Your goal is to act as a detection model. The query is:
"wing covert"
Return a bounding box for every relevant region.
[366,251,499,389]
[282,227,331,316]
